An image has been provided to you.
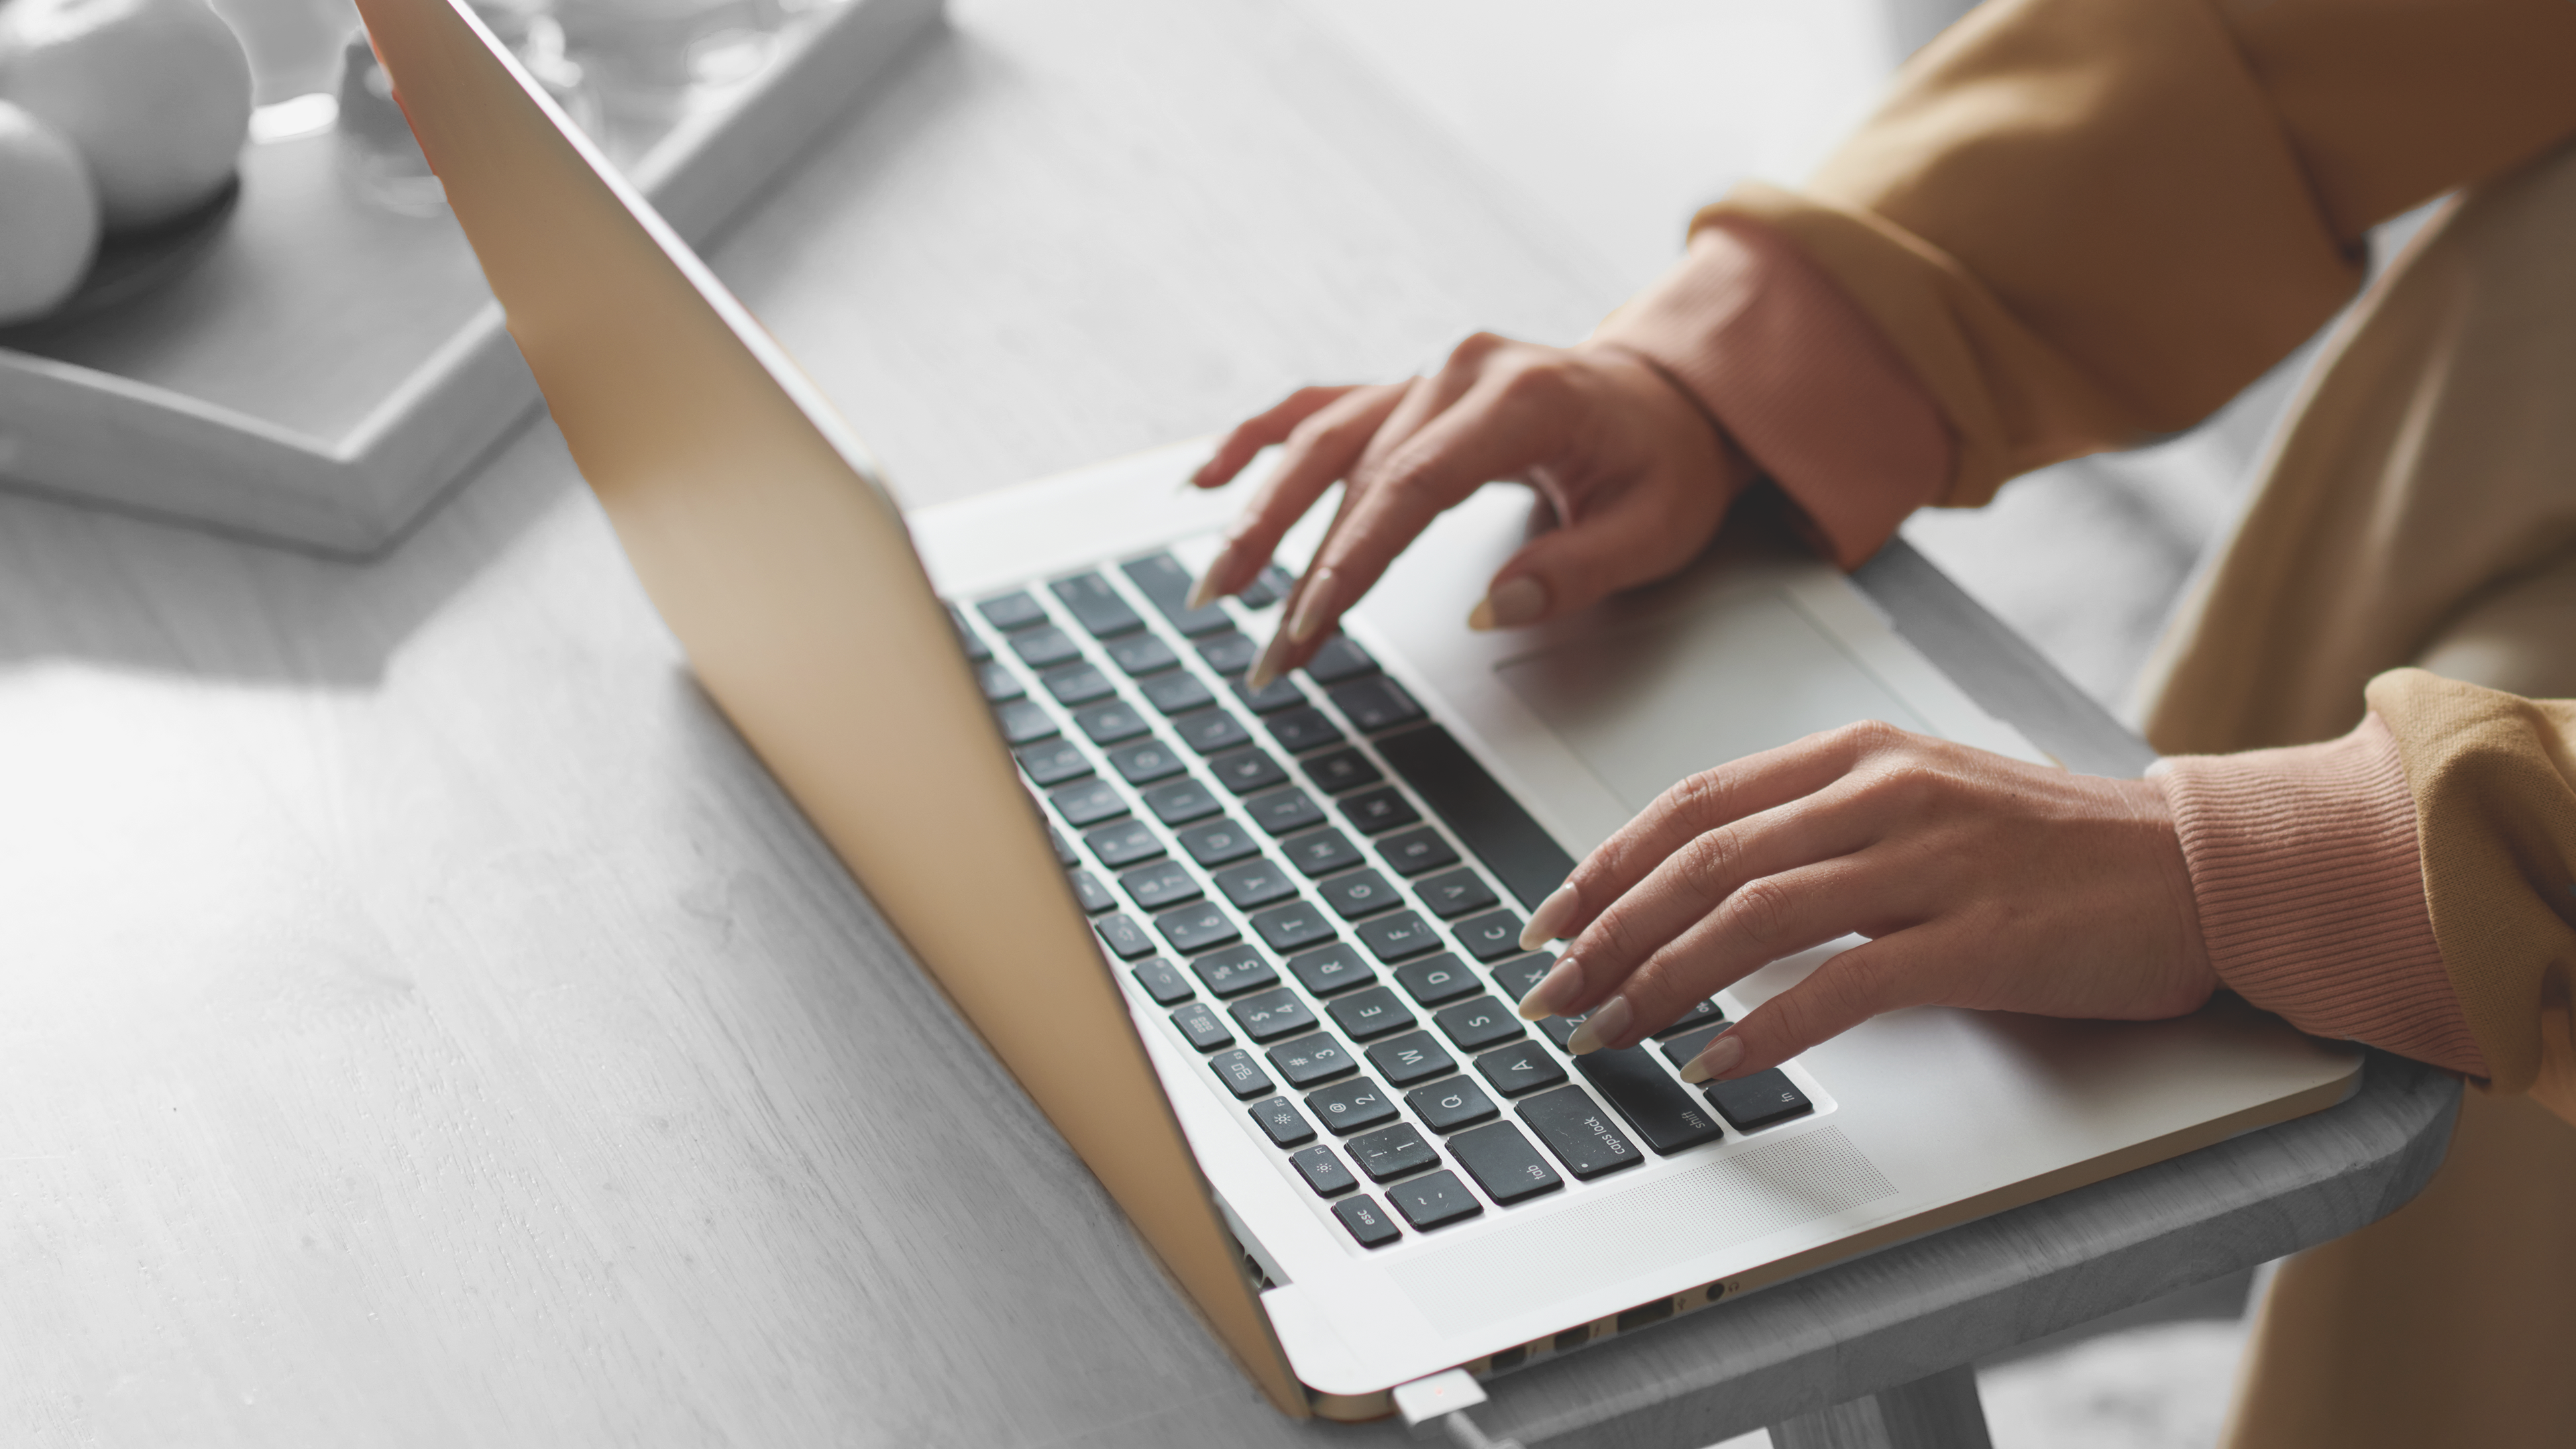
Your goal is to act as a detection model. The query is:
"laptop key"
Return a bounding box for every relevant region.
[1446,1122,1564,1205]
[1355,910,1442,963]
[1249,902,1336,954]
[1473,1042,1568,1097]
[1130,957,1193,1006]
[1574,1048,1726,1154]
[1210,1049,1273,1100]
[1657,1022,1729,1069]
[1301,747,1383,794]
[1415,868,1498,920]
[1238,564,1293,610]
[1518,1086,1646,1181]
[1051,779,1128,829]
[1486,952,1556,1004]
[1197,631,1258,676]
[1283,827,1364,878]
[1040,662,1116,706]
[1326,985,1414,1041]
[1247,788,1326,837]
[1249,1096,1316,1148]
[1349,1123,1439,1183]
[1144,779,1224,827]
[1305,1077,1399,1136]
[1106,633,1179,676]
[1009,625,1083,669]
[1177,816,1260,867]
[976,659,1024,702]
[1191,945,1277,998]
[994,699,1059,746]
[1083,820,1163,869]
[1338,786,1419,835]
[1395,953,1479,1006]
[1433,995,1523,1052]
[1651,998,1729,1040]
[976,591,1047,631]
[1332,1194,1401,1246]
[1286,943,1373,997]
[1375,724,1573,911]
[1317,869,1401,921]
[1170,1002,1233,1052]
[1210,747,1289,796]
[1366,1030,1455,1087]
[1293,1145,1358,1197]
[1703,1069,1814,1132]
[1120,859,1201,912]
[1075,701,1151,745]
[1016,739,1091,787]
[1377,826,1458,877]
[1536,1012,1586,1051]
[1173,708,1253,755]
[1265,706,1343,753]
[1230,987,1319,1044]
[1120,553,1232,637]
[1327,676,1425,734]
[1303,634,1380,685]
[1157,902,1241,955]
[1385,1170,1482,1232]
[1232,675,1307,714]
[1048,826,1076,867]
[1049,572,1144,638]
[1452,909,1527,962]
[1095,914,1152,960]
[1265,1033,1358,1088]
[1405,1076,1499,1134]
[1213,857,1299,910]
[1067,869,1114,915]
[948,604,992,661]
[1140,672,1214,718]
[1108,739,1187,786]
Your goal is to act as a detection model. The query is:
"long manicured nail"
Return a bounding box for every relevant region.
[1466,575,1548,632]
[1285,566,1338,645]
[1185,546,1234,612]
[1519,882,1578,950]
[1515,954,1584,1020]
[1562,995,1631,1055]
[1676,1032,1744,1084]
[1245,627,1291,692]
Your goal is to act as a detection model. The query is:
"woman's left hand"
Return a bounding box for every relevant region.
[1511,720,2215,1082]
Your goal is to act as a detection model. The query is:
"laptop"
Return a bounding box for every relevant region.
[359,0,2361,1420]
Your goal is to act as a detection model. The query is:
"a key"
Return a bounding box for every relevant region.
[1517,1086,1645,1180]
[1703,1069,1813,1132]
[1304,1077,1398,1136]
[1169,1002,1233,1052]
[1657,1022,1729,1069]
[1446,1122,1563,1205]
[1651,998,1728,1039]
[1283,827,1364,877]
[1213,857,1298,910]
[1348,1123,1439,1183]
[1106,633,1178,676]
[1190,945,1277,998]
[1301,747,1383,794]
[976,659,1024,702]
[1405,1076,1499,1134]
[1485,953,1555,1004]
[1325,985,1414,1041]
[1338,786,1419,835]
[1247,788,1326,836]
[1041,663,1117,706]
[1120,553,1231,637]
[1248,1096,1315,1148]
[1355,910,1441,962]
[1364,1030,1455,1087]
[1015,739,1090,787]
[1326,676,1425,734]
[1286,943,1373,997]
[994,699,1059,746]
[1129,957,1193,1006]
[1107,739,1186,786]
[1536,1012,1586,1051]
[947,604,993,661]
[1384,1170,1481,1231]
[1141,672,1216,716]
[1209,1049,1273,1100]
[1049,572,1144,638]
[1209,747,1289,796]
[1177,817,1260,867]
[1172,709,1252,755]
[1574,1047,1726,1154]
[1119,859,1201,912]
[1265,1032,1358,1087]
[1433,996,1523,1052]
[1228,987,1318,1044]
[1232,675,1306,714]
[1082,820,1163,869]
[1196,631,1258,676]
[1094,914,1152,960]
[1375,724,1573,910]
[1249,902,1336,953]
[1067,869,1114,914]
[1075,701,1151,745]
[1047,827,1076,867]
[1376,826,1458,877]
[1009,625,1083,669]
[1316,869,1401,920]
[1395,953,1479,1006]
[1473,1042,1568,1097]
[1157,902,1241,955]
[1332,1194,1401,1246]
[1265,706,1344,753]
[976,591,1046,631]
[1143,779,1223,827]
[1301,635,1379,685]
[1415,868,1497,920]
[1292,1144,1357,1197]
[1451,909,1526,962]
[1050,779,1128,829]
[1238,564,1293,610]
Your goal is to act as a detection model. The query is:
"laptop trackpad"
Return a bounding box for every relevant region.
[1493,587,1929,814]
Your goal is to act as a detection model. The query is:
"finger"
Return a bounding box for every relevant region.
[1470,466,1735,631]
[1190,385,1363,490]
[1192,384,1406,610]
[1676,927,1957,1082]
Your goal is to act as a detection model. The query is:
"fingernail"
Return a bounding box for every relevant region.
[1676,1032,1743,1085]
[1468,575,1548,632]
[1515,954,1584,1020]
[1563,995,1631,1055]
[1185,548,1232,612]
[1245,628,1291,692]
[1519,882,1578,950]
[1285,566,1338,645]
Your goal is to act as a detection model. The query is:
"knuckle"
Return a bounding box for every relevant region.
[1725,875,1796,949]
[1835,718,1908,755]
[1675,829,1742,898]
[1449,331,1507,366]
[1495,356,1572,409]
[1666,767,1737,825]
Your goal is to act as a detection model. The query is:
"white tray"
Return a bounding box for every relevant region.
[0,0,938,554]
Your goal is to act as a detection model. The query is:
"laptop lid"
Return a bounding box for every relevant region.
[352,0,1307,1415]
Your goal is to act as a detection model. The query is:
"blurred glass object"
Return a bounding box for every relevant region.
[206,0,357,103]
[554,0,786,111]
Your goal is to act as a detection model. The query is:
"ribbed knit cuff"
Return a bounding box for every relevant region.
[2157,713,2486,1075]
[1591,215,1952,570]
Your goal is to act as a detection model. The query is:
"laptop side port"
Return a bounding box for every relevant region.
[1615,1297,1674,1333]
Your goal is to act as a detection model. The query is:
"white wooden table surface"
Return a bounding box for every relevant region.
[0,2,2451,1445]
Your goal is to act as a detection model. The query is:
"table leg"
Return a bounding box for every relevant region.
[1766,1364,1992,1449]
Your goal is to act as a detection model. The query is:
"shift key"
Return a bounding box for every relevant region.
[1516,1086,1644,1180]
[1572,1048,1726,1154]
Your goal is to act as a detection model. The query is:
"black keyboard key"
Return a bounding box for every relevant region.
[1487,952,1556,1004]
[1317,869,1402,921]
[994,699,1058,745]
[1050,779,1128,828]
[1303,634,1380,685]
[1120,553,1231,636]
[1651,998,1729,1040]
[1049,572,1144,638]
[1130,957,1193,1006]
[1249,1095,1316,1148]
[1447,1122,1564,1205]
[1286,943,1373,997]
[1266,1033,1358,1087]
[1406,1076,1499,1134]
[1197,631,1258,676]
[1157,902,1241,955]
[1068,869,1114,914]
[1283,828,1365,877]
[1232,674,1307,714]
[1191,945,1277,998]
[1328,675,1425,733]
[1332,1194,1401,1246]
[1385,1170,1482,1231]
[1144,778,1224,827]
[976,659,1024,702]
[1574,1048,1726,1154]
[1355,910,1442,963]
[1452,909,1526,962]
[1141,672,1216,716]
[1170,1002,1233,1052]
[1047,826,1076,867]
[977,590,1046,631]
[1415,869,1498,920]
[1518,1086,1646,1180]
[1536,1012,1586,1051]
[1377,826,1458,877]
[1083,820,1163,868]
[1041,662,1117,706]
[1119,859,1201,912]
[1173,708,1254,755]
[1010,624,1083,669]
[1350,1123,1440,1183]
[1433,995,1523,1051]
[1366,1030,1455,1086]
[1230,988,1319,1043]
[1338,786,1420,836]
[1302,747,1383,795]
[1074,701,1151,745]
[1657,1021,1729,1069]
[1326,985,1415,1041]
[1177,816,1260,867]
[1108,739,1187,786]
[1210,747,1289,796]
[1238,564,1293,610]
[1375,725,1573,911]
[1474,1042,1568,1097]
[1016,739,1091,787]
[1305,1077,1398,1136]
[1249,901,1336,953]
[1247,788,1326,836]
[1265,706,1344,753]
[948,604,992,661]
[1395,953,1480,1006]
[1210,1049,1273,1099]
[1095,914,1152,960]
[1293,1145,1357,1197]
[1107,633,1179,676]
[1213,857,1299,910]
[1704,1069,1814,1131]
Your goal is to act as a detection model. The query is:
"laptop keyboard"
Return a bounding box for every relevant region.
[947,551,1817,1252]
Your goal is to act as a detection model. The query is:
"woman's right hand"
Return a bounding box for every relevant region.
[1185,333,1754,686]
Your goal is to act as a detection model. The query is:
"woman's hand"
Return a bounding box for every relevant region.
[1186,333,1752,687]
[1513,721,2214,1081]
